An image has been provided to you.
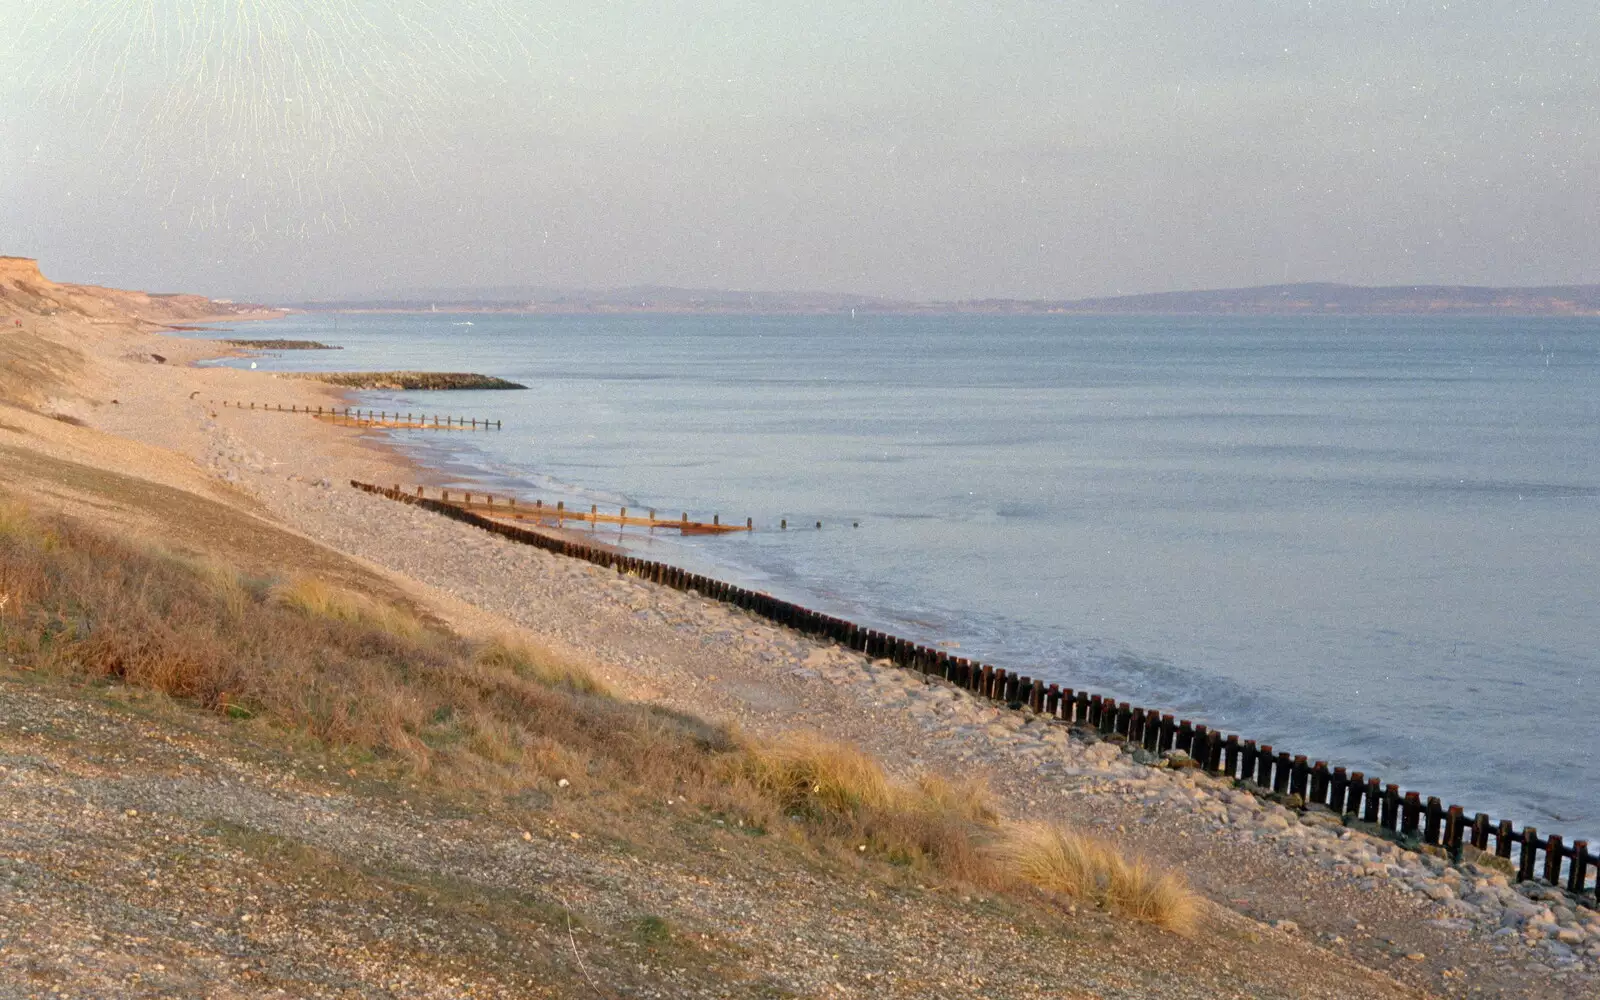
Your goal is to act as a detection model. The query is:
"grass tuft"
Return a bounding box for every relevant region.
[989,822,1200,933]
[474,635,612,697]
[630,915,673,945]
[0,499,31,539]
[272,575,421,639]
[743,732,893,817]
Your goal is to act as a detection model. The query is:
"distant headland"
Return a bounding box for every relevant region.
[280,281,1600,317]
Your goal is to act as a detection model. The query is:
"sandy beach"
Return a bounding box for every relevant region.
[2,262,1597,998]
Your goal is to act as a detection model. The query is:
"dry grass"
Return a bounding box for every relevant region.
[272,575,423,639]
[743,732,894,816]
[736,733,1000,881]
[0,496,1198,931]
[474,635,612,697]
[990,822,1201,934]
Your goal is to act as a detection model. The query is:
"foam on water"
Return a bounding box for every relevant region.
[198,312,1600,837]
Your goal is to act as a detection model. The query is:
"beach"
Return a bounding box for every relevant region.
[2,268,1597,997]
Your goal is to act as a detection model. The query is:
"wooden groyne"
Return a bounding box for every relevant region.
[217,400,500,431]
[407,484,751,535]
[350,478,1600,904]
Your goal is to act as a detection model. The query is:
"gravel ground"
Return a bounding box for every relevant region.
[5,313,1595,997]
[2,652,1428,999]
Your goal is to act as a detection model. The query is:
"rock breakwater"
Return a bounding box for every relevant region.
[286,371,526,390]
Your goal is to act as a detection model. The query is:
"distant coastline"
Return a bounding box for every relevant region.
[275,281,1600,317]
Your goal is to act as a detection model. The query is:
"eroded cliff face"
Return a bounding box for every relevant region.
[0,257,273,411]
[0,256,254,326]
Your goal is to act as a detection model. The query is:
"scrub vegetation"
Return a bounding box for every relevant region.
[0,494,1196,933]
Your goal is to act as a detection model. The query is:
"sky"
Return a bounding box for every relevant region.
[1,1,1596,302]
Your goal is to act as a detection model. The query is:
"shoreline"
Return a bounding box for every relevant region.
[176,327,1600,971]
[5,301,1599,994]
[209,313,1598,848]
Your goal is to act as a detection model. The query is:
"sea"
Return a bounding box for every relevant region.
[192,311,1600,838]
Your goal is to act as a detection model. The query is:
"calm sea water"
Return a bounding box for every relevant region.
[200,312,1600,836]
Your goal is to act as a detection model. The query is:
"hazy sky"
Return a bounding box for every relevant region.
[2,1,1596,301]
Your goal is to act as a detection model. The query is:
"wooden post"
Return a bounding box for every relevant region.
[1496,819,1515,859]
[1240,740,1258,782]
[1329,766,1347,812]
[1446,806,1465,863]
[1345,771,1365,816]
[1400,792,1422,839]
[1471,813,1491,850]
[1518,827,1539,882]
[1223,735,1241,779]
[1274,752,1292,794]
[1363,778,1382,824]
[1544,834,1564,885]
[1569,840,1589,895]
[1290,756,1309,799]
[1424,797,1443,845]
[1253,745,1271,786]
[1381,784,1400,830]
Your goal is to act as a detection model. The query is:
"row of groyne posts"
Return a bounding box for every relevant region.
[349,479,1600,905]
[217,399,499,430]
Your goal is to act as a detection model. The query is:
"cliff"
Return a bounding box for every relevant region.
[0,256,267,326]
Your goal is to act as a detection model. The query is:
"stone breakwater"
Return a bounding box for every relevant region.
[223,339,339,350]
[831,652,1600,972]
[286,371,527,390]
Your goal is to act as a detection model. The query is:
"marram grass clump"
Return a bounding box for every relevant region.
[272,575,423,639]
[989,822,1201,934]
[474,635,612,697]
